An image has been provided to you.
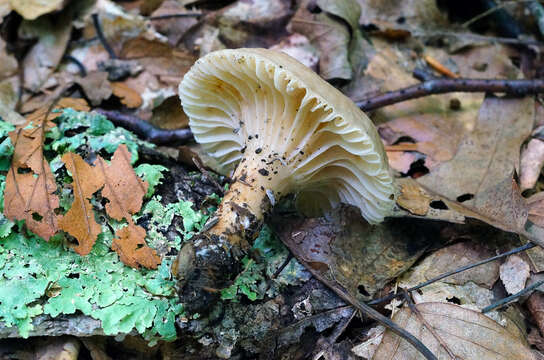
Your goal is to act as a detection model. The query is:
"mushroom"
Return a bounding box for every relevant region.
[175,48,396,309]
[179,48,395,238]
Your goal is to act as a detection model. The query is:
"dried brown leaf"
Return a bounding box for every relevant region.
[521,138,544,191]
[74,72,112,106]
[111,82,143,109]
[21,14,72,91]
[272,207,431,300]
[528,292,544,336]
[4,117,59,240]
[59,152,104,256]
[150,96,189,130]
[417,96,534,236]
[500,255,530,295]
[9,0,65,20]
[288,0,355,80]
[112,223,161,269]
[94,145,148,221]
[373,302,535,360]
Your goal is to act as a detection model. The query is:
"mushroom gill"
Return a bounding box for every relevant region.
[179,48,395,227]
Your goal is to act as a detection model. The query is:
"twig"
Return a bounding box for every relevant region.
[149,12,203,20]
[369,242,536,305]
[403,290,457,360]
[63,55,87,77]
[482,279,544,313]
[413,31,543,47]
[94,109,193,145]
[91,14,117,59]
[192,156,224,195]
[356,74,544,112]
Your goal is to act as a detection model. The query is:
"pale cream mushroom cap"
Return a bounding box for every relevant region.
[179,48,395,223]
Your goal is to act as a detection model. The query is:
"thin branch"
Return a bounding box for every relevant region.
[149,12,203,20]
[91,14,117,59]
[94,109,193,145]
[482,279,544,313]
[369,242,536,305]
[356,75,544,112]
[63,55,87,77]
[413,31,543,46]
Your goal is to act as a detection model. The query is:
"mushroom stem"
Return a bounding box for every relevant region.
[209,158,287,248]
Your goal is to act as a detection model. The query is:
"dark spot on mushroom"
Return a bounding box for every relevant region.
[255,134,259,138]
[255,148,262,154]
[248,135,253,140]
[241,146,247,153]
[260,186,265,191]
[261,159,266,162]
[273,171,278,174]
[299,150,304,155]
[268,178,272,181]
[258,169,269,176]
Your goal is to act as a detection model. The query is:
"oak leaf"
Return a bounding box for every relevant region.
[111,82,143,109]
[4,116,59,240]
[94,145,148,221]
[59,152,104,255]
[95,145,159,269]
[112,223,161,269]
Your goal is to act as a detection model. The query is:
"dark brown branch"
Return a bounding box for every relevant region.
[149,12,203,20]
[357,73,544,111]
[92,14,117,59]
[94,109,193,145]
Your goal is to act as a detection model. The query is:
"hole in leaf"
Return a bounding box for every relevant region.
[396,16,406,24]
[358,285,370,297]
[307,2,322,13]
[31,212,43,221]
[136,243,144,249]
[68,273,80,279]
[17,167,31,174]
[456,193,474,203]
[406,159,429,178]
[430,200,448,210]
[447,296,461,305]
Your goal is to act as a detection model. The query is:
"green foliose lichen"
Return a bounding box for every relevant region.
[0,110,201,345]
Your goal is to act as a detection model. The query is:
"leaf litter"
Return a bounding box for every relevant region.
[4,0,544,357]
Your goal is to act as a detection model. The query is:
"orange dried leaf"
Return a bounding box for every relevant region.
[59,152,104,255]
[26,97,90,124]
[111,82,143,108]
[94,144,148,221]
[112,223,161,269]
[3,119,59,240]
